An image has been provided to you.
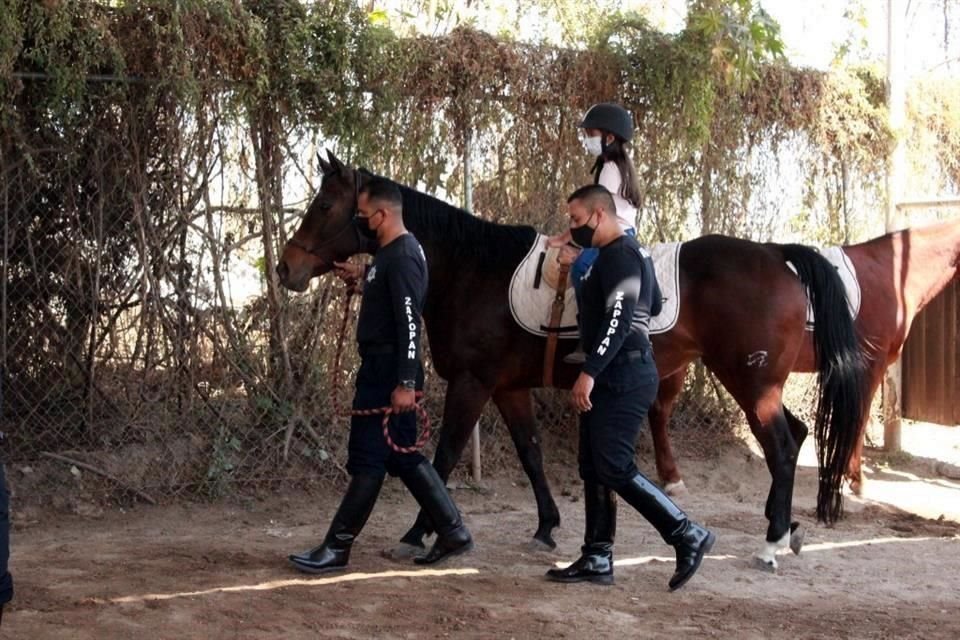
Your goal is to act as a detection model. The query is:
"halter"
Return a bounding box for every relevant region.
[286,171,363,260]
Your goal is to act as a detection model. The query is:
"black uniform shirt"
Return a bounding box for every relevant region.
[579,234,662,380]
[356,233,428,382]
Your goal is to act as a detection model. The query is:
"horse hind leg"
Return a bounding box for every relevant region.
[782,407,807,555]
[750,401,801,572]
[845,368,883,497]
[648,367,689,496]
[721,381,800,572]
[759,408,807,558]
[493,388,560,550]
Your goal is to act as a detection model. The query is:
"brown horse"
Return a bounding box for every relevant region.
[650,217,960,500]
[276,152,868,570]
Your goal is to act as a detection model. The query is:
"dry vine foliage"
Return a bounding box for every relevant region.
[0,1,953,507]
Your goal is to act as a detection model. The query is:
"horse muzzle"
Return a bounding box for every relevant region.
[276,258,311,292]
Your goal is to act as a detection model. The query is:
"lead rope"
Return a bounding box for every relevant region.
[331,288,431,454]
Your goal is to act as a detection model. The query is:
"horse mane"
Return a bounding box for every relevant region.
[362,169,538,266]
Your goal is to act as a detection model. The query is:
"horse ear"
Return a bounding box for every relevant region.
[317,151,334,176]
[326,148,345,175]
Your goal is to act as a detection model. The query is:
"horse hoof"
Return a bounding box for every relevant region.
[381,542,425,562]
[752,555,778,573]
[789,525,805,555]
[849,479,864,497]
[525,537,556,553]
[664,480,688,497]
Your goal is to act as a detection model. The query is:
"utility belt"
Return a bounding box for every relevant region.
[611,346,652,366]
[358,342,396,357]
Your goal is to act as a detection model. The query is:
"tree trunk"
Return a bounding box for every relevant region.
[250,106,293,395]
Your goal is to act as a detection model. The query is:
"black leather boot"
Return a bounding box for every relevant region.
[546,481,616,585]
[616,473,715,591]
[288,474,384,574]
[400,462,473,565]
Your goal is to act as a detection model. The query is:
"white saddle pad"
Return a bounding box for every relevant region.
[508,236,682,338]
[787,246,861,329]
[649,242,681,335]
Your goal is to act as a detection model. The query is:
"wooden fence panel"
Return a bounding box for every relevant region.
[902,280,959,425]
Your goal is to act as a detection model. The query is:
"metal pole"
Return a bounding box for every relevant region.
[883,0,906,452]
[463,126,482,484]
[896,196,960,209]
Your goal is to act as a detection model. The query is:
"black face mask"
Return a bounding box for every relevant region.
[570,212,597,249]
[354,210,381,240]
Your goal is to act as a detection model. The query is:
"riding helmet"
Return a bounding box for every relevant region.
[579,103,634,142]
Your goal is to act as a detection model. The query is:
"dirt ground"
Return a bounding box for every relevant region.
[7,422,960,640]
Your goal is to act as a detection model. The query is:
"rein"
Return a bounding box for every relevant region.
[331,289,432,454]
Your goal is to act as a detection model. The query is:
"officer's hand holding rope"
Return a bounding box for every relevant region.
[333,260,365,294]
[391,386,417,414]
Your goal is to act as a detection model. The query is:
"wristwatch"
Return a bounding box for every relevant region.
[400,379,417,390]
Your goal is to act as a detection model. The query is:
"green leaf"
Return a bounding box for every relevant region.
[368,9,389,26]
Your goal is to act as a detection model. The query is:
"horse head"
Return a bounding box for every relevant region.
[276,150,371,291]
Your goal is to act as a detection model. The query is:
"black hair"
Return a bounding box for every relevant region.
[590,137,641,209]
[359,176,403,210]
[567,184,616,216]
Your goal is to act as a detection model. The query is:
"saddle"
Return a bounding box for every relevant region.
[508,237,684,388]
[508,236,580,340]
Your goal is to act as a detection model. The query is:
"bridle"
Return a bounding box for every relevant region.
[286,170,363,260]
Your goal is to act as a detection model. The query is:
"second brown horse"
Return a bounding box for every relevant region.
[650,217,960,504]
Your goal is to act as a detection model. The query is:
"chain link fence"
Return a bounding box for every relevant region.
[0,121,843,514]
[0,3,896,511]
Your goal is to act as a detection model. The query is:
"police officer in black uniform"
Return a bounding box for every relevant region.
[289,177,473,574]
[546,184,715,591]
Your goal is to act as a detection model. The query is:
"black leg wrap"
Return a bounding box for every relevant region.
[615,473,715,591]
[288,474,384,574]
[400,462,473,565]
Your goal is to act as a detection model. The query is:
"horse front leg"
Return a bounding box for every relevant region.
[493,388,560,550]
[390,373,491,557]
[648,367,688,495]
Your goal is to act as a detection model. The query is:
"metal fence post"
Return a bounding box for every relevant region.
[463,125,482,484]
[883,0,906,452]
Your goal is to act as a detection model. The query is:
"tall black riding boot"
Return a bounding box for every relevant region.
[545,481,616,585]
[288,474,384,574]
[400,462,474,565]
[616,473,715,591]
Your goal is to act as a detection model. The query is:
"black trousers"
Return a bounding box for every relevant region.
[578,358,659,489]
[346,354,426,478]
[0,463,12,605]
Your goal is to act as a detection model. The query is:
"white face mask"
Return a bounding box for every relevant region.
[581,135,603,157]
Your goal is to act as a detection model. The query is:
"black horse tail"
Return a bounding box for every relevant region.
[780,244,867,524]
